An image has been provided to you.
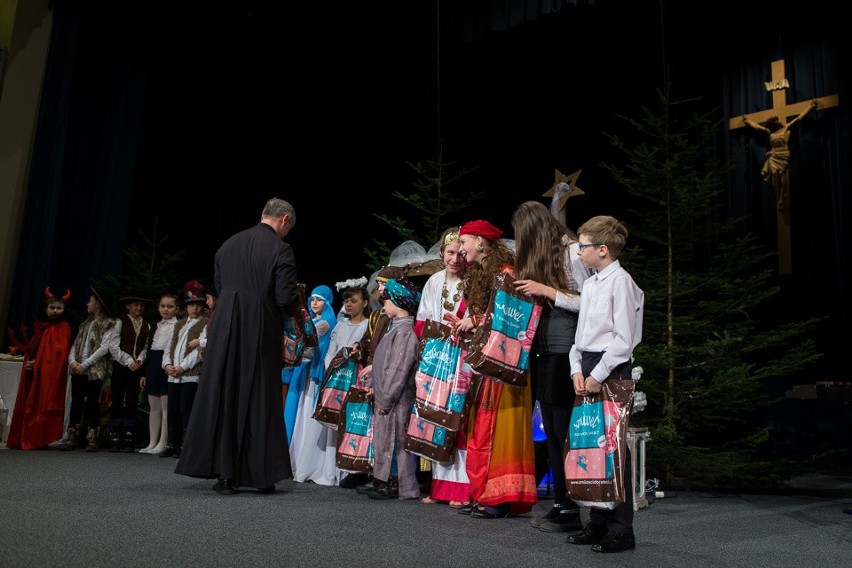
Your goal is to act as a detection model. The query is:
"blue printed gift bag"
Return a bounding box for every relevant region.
[336,387,374,472]
[281,284,318,367]
[564,381,635,510]
[463,273,542,386]
[403,408,456,464]
[313,348,360,429]
[413,321,475,431]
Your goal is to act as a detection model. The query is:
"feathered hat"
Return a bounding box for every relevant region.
[181,280,207,305]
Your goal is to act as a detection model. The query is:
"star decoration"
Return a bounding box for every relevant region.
[543,169,585,211]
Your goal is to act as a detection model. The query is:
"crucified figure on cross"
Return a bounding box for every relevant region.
[742,99,818,225]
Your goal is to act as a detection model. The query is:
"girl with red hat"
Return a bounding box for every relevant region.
[453,220,538,519]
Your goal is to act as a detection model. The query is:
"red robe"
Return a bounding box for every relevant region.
[6,319,72,450]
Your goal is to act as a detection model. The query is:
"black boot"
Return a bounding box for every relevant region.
[355,478,378,495]
[58,425,80,451]
[122,429,136,453]
[367,477,399,500]
[108,428,122,453]
[341,472,371,489]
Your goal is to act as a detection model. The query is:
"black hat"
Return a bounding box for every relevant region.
[89,287,111,316]
[119,292,151,304]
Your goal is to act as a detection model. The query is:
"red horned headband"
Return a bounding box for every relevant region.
[44,287,71,302]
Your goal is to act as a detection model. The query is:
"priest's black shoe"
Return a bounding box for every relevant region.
[591,531,636,553]
[258,485,275,494]
[213,479,238,495]
[471,504,511,519]
[567,525,607,545]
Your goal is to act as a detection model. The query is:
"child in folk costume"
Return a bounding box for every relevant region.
[138,293,179,455]
[361,278,422,500]
[189,278,217,360]
[6,287,73,450]
[63,287,116,452]
[159,281,208,459]
[107,293,152,452]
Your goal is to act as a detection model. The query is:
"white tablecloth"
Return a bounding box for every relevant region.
[0,359,23,444]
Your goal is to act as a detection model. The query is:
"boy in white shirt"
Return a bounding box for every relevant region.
[568,215,644,554]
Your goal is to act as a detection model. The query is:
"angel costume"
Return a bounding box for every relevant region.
[289,311,366,485]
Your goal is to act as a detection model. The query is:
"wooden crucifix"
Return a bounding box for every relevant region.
[729,59,839,274]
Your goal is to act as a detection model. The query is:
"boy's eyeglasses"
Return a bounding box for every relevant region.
[578,242,604,251]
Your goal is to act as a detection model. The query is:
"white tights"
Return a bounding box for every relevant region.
[144,394,169,450]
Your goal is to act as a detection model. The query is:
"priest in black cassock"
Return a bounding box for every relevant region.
[175,197,301,495]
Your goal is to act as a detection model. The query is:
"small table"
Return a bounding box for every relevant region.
[0,358,24,444]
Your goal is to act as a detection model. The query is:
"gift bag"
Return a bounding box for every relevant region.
[312,348,359,429]
[281,315,306,368]
[463,272,542,386]
[564,380,635,509]
[336,387,374,472]
[281,284,318,367]
[414,320,475,431]
[403,410,456,464]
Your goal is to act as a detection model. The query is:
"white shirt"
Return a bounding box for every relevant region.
[150,317,178,351]
[416,268,464,325]
[569,260,644,383]
[68,317,113,370]
[198,325,208,351]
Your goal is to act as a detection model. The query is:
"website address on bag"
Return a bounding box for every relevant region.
[570,480,614,485]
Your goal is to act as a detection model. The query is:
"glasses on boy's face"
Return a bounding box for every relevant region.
[578,242,604,251]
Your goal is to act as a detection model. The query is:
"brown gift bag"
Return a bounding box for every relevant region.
[564,380,635,509]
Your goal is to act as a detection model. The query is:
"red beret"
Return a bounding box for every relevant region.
[459,220,503,242]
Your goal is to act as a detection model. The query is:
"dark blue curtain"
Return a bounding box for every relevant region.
[10,0,146,325]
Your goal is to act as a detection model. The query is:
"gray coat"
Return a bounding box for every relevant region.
[370,316,421,498]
